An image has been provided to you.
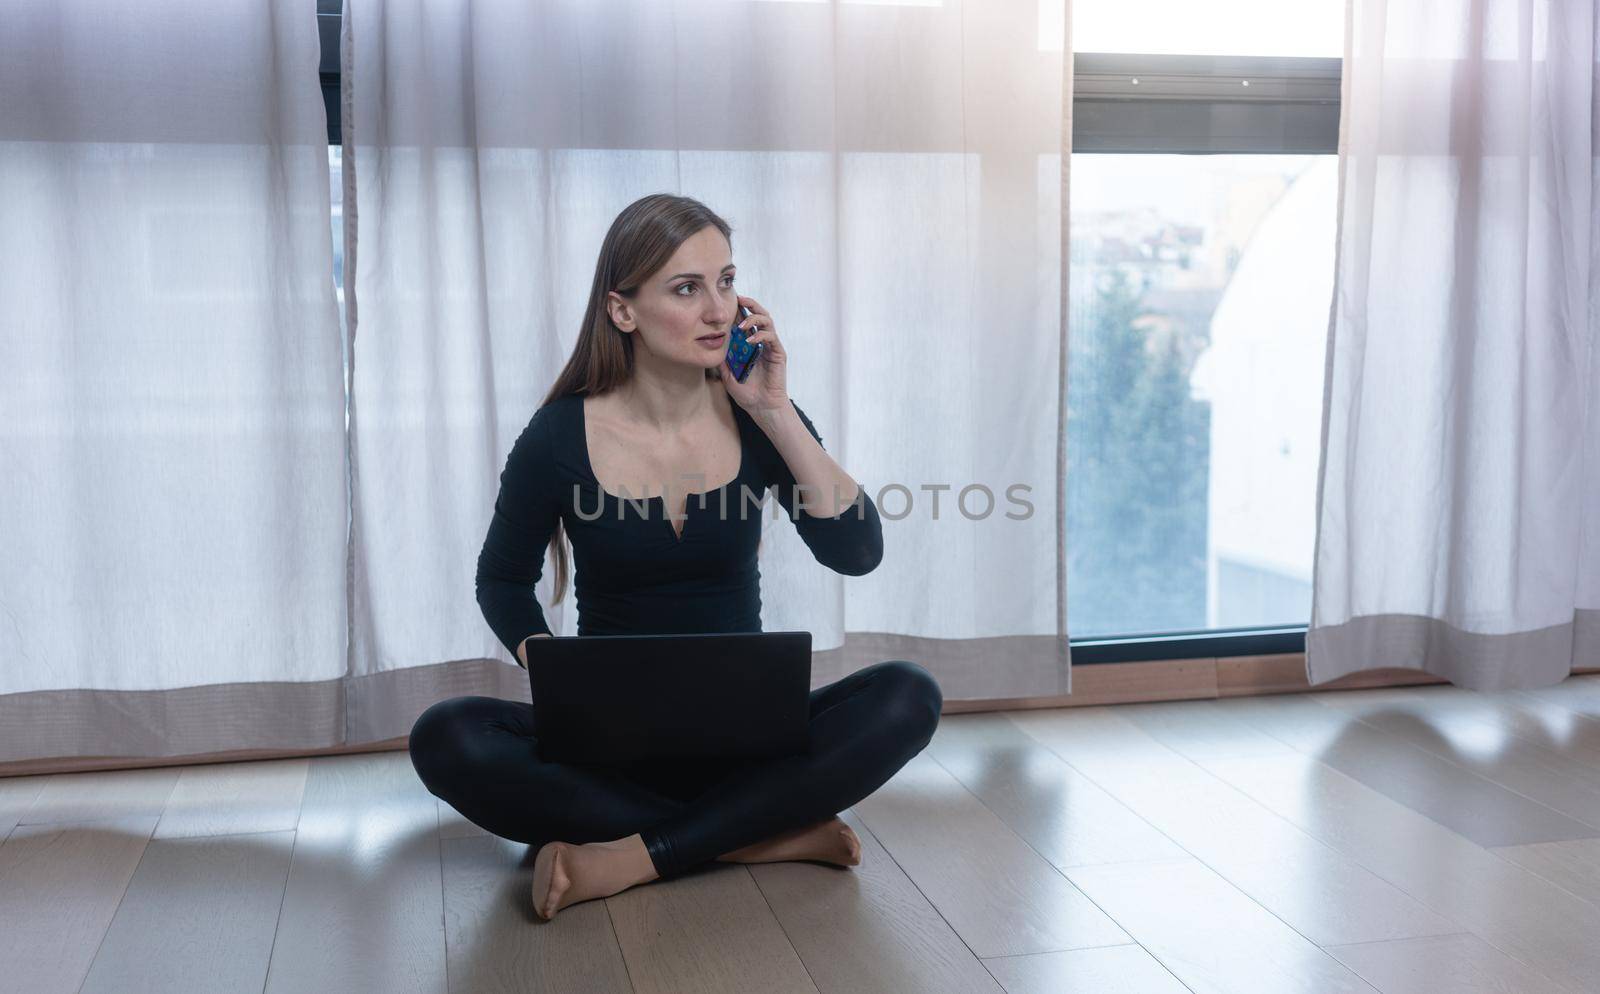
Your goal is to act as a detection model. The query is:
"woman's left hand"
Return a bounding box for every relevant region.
[720,294,789,417]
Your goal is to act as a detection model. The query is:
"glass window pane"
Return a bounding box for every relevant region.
[1067,153,1336,638]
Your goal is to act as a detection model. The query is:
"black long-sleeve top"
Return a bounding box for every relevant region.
[475,392,883,658]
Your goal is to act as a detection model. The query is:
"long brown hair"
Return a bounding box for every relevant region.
[538,193,733,606]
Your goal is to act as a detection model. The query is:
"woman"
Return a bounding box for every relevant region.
[408,193,943,920]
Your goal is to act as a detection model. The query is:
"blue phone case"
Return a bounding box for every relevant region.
[725,305,763,382]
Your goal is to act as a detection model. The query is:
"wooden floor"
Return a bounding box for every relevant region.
[8,677,1600,994]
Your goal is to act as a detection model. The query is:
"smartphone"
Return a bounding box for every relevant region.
[725,305,764,383]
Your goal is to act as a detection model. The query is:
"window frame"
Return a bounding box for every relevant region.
[1073,52,1341,154]
[1067,52,1337,661]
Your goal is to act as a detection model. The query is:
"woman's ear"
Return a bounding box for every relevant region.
[605,291,632,332]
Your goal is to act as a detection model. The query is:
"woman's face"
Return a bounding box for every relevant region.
[609,225,737,370]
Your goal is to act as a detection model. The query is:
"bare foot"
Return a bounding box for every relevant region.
[531,832,659,921]
[717,816,863,867]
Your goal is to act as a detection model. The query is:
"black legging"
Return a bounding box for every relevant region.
[407,658,943,879]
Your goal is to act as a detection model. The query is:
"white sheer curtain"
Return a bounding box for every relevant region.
[343,0,1072,707]
[0,2,348,762]
[1308,0,1599,690]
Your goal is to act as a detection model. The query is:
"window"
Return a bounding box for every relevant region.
[1065,1,1342,657]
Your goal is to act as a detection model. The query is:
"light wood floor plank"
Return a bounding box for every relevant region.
[927,712,1188,868]
[1117,698,1297,761]
[18,766,181,825]
[1210,694,1599,847]
[746,808,1004,994]
[1326,933,1571,994]
[440,833,632,994]
[1006,706,1459,946]
[1198,746,1600,993]
[1321,684,1600,771]
[152,757,309,839]
[851,753,1131,958]
[981,943,1192,994]
[1311,688,1600,831]
[78,829,296,994]
[1066,859,1377,993]
[0,774,46,837]
[263,751,447,994]
[605,862,817,994]
[0,813,159,994]
[1515,675,1600,721]
[1490,838,1600,907]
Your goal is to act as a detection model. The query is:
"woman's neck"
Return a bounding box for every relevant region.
[612,369,717,433]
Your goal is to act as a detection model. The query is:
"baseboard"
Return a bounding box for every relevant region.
[941,653,1600,713]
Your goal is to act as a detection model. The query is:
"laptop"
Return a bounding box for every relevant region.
[525,630,813,767]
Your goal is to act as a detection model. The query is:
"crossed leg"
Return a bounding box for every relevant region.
[408,659,943,919]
